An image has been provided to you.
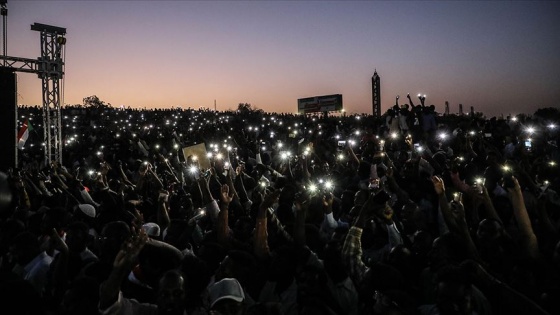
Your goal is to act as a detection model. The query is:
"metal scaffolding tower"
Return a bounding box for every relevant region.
[1,1,66,165]
[34,23,66,165]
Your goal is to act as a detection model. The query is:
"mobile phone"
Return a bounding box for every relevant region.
[188,208,206,224]
[159,192,169,202]
[453,192,462,203]
[485,133,492,138]
[502,176,515,189]
[524,141,532,150]
[474,178,485,194]
[338,140,346,147]
[538,181,550,199]
[368,179,380,190]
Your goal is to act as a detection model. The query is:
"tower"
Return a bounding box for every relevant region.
[372,70,381,118]
[0,11,66,167]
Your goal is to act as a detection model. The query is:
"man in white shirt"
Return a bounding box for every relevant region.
[10,231,53,295]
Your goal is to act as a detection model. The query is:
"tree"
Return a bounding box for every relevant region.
[237,103,253,112]
[83,95,111,108]
[534,107,560,122]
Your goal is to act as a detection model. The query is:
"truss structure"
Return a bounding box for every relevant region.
[1,21,66,164]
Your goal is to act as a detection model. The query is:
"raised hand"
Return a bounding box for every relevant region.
[261,189,281,211]
[220,184,234,205]
[113,227,148,270]
[432,176,445,195]
[322,192,334,209]
[100,162,111,176]
[506,176,522,195]
[235,164,244,176]
[49,228,68,255]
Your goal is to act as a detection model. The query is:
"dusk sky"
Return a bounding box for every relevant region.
[7,1,560,117]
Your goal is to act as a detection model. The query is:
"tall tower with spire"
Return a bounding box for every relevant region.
[372,70,381,118]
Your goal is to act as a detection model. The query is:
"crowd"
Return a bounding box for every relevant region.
[0,101,559,315]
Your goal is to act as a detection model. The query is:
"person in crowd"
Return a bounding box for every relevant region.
[0,103,557,315]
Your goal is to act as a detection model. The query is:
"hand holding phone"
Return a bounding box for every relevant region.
[453,192,462,203]
[158,191,169,203]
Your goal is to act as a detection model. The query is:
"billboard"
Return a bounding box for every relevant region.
[297,94,343,114]
[182,143,211,170]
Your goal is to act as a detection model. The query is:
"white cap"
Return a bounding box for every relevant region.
[77,204,96,218]
[208,278,245,308]
[142,222,161,237]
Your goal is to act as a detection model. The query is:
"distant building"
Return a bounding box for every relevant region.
[372,70,381,118]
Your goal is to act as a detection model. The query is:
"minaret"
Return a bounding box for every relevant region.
[372,70,381,118]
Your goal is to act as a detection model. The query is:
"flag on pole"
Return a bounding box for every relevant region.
[18,118,33,150]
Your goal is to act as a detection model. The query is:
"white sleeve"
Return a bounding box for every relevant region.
[204,199,220,222]
[320,213,338,238]
[99,291,158,315]
[386,222,403,248]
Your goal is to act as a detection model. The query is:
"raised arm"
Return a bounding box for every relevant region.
[345,144,360,166]
[406,93,416,107]
[293,193,311,248]
[319,192,338,238]
[342,193,375,285]
[157,191,171,233]
[99,228,148,311]
[432,176,480,261]
[507,177,539,259]
[477,185,502,224]
[464,260,551,315]
[217,184,234,246]
[385,166,409,204]
[254,190,281,260]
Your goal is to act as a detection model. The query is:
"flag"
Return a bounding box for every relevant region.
[17,118,33,150]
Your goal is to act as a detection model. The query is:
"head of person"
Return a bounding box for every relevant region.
[372,191,393,221]
[400,202,421,233]
[97,221,130,263]
[138,239,184,288]
[180,254,211,300]
[428,233,469,271]
[157,270,186,315]
[476,218,503,244]
[65,221,91,253]
[387,245,414,278]
[10,231,40,266]
[40,207,72,236]
[59,277,100,315]
[323,239,348,283]
[435,265,474,315]
[232,216,254,243]
[208,278,245,315]
[215,250,257,288]
[349,189,369,218]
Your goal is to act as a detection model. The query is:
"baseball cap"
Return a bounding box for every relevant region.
[208,278,245,308]
[142,222,161,237]
[77,204,96,218]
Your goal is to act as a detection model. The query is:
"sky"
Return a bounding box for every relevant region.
[5,1,560,117]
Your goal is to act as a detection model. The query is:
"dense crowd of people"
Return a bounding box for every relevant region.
[0,101,559,315]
